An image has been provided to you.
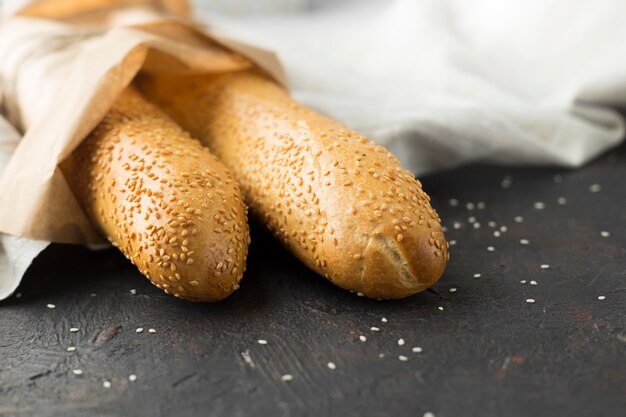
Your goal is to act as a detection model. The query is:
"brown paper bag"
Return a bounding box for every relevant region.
[0,0,285,244]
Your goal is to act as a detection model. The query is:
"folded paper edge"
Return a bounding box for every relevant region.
[0,15,284,244]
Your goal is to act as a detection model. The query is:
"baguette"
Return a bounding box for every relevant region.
[137,70,448,299]
[60,86,249,301]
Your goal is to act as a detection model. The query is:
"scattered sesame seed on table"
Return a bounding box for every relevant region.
[3,146,623,417]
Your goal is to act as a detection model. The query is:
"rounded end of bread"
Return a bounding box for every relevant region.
[173,256,248,303]
[357,224,447,299]
[147,213,250,303]
[149,179,251,303]
[324,218,448,300]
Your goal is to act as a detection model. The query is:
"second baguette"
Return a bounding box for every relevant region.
[61,86,249,301]
[138,70,448,299]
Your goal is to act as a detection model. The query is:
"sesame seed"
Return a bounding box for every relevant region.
[398,338,405,346]
[520,239,529,245]
[72,369,83,375]
[449,198,459,206]
[398,355,409,361]
[281,374,293,382]
[359,335,367,342]
[514,216,524,223]
[258,339,268,345]
[412,346,423,353]
[370,327,380,332]
[520,280,527,284]
[589,184,601,192]
[487,246,495,252]
[66,346,76,352]
[501,176,512,188]
[526,299,536,304]
[468,216,476,224]
[530,280,538,286]
[15,292,22,299]
[357,292,364,297]
[540,264,550,269]
[453,222,462,230]
[557,197,567,205]
[437,306,444,311]
[128,374,137,382]
[493,231,501,237]
[598,295,606,300]
[130,289,137,295]
[534,202,545,210]
[601,231,610,237]
[466,202,475,210]
[477,202,486,209]
[70,328,79,333]
[473,223,481,229]
[473,273,481,278]
[46,304,56,309]
[488,221,497,228]
[424,412,436,417]
[381,317,388,323]
[103,381,112,389]
[136,327,144,333]
[378,353,385,358]
[449,287,457,293]
[148,328,156,333]
[327,362,336,370]
[500,226,508,232]
[449,240,457,246]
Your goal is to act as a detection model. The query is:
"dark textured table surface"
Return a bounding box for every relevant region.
[1,144,625,417]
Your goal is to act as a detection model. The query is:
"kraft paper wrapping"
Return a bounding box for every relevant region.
[0,0,285,299]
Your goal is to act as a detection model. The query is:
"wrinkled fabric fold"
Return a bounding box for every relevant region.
[196,0,625,174]
[0,116,48,300]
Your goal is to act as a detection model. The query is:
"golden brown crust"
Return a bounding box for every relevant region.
[137,70,447,299]
[61,86,249,301]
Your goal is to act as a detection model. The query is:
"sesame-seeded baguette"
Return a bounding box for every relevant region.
[137,70,448,299]
[60,86,249,302]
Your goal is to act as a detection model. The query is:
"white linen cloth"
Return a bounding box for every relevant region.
[0,118,48,299]
[197,0,626,173]
[1,0,625,299]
